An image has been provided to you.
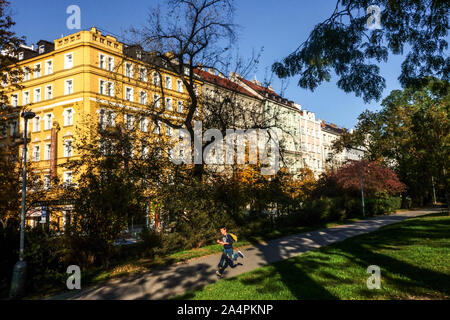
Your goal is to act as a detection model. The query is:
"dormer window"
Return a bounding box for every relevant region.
[18,52,24,60]
[39,45,45,54]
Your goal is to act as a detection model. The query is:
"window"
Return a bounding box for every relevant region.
[10,121,18,136]
[107,57,114,71]
[64,53,73,69]
[44,113,53,130]
[45,85,52,100]
[106,82,114,96]
[23,91,30,105]
[19,52,24,60]
[177,79,183,92]
[165,97,173,111]
[44,143,51,160]
[142,145,149,158]
[125,62,133,77]
[153,94,160,108]
[32,145,40,162]
[125,114,134,130]
[34,88,41,102]
[177,101,184,113]
[64,79,73,95]
[153,72,160,86]
[23,68,30,81]
[64,108,74,126]
[140,118,149,132]
[11,94,18,107]
[45,60,53,75]
[139,67,147,81]
[34,63,41,78]
[64,140,73,157]
[140,91,147,104]
[99,80,105,94]
[99,54,106,69]
[125,87,133,101]
[165,76,172,89]
[38,45,45,54]
[99,109,116,129]
[166,124,172,136]
[63,172,73,185]
[33,116,40,132]
[43,175,51,190]
[153,121,160,134]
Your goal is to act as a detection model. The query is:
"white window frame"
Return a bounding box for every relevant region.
[43,174,51,190]
[34,63,41,78]
[140,118,149,132]
[165,76,172,89]
[45,59,53,75]
[33,116,40,132]
[125,62,133,77]
[177,100,184,113]
[63,171,73,185]
[45,85,53,100]
[44,113,53,130]
[64,108,74,126]
[34,87,41,103]
[153,94,160,108]
[125,87,134,102]
[32,144,40,162]
[99,79,106,95]
[23,91,30,105]
[139,67,147,82]
[107,56,114,71]
[44,143,51,160]
[125,114,135,130]
[99,53,106,69]
[64,79,74,95]
[139,90,147,104]
[23,68,30,81]
[177,79,183,92]
[64,52,74,69]
[166,97,173,111]
[64,139,73,157]
[11,94,18,107]
[153,72,160,86]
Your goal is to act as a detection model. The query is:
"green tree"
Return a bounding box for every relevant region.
[272,0,449,102]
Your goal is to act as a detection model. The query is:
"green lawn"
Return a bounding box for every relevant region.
[175,213,450,300]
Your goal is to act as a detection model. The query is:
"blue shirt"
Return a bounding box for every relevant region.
[222,234,234,250]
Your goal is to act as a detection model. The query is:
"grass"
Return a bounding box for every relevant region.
[175,212,450,300]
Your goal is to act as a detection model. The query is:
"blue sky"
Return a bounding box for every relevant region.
[10,0,412,129]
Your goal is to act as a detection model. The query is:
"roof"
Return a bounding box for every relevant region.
[195,69,259,99]
[237,77,295,107]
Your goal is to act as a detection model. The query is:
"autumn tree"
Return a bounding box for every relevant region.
[334,78,449,206]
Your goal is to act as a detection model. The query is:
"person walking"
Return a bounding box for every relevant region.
[216,226,244,278]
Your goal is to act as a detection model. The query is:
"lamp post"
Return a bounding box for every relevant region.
[9,111,35,299]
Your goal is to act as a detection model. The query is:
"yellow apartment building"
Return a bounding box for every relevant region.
[1,27,201,229]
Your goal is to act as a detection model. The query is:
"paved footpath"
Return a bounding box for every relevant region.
[50,208,438,300]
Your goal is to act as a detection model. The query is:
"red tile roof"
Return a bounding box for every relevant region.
[195,69,259,98]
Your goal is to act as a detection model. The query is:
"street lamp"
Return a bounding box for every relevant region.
[9,110,35,299]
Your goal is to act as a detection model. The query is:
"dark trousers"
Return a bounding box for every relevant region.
[218,248,238,275]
